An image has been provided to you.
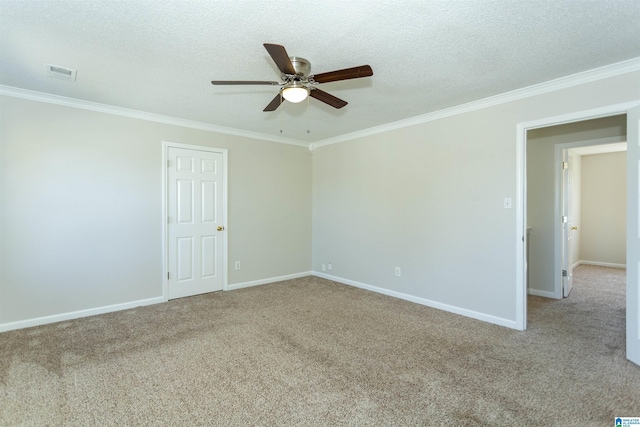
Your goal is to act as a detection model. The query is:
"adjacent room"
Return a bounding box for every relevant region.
[1,1,639,424]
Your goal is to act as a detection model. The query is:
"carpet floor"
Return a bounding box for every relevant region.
[1,265,638,426]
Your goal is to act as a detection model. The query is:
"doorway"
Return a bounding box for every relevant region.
[560,142,628,295]
[526,116,626,300]
[516,102,640,366]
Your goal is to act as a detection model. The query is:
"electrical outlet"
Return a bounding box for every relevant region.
[328,262,332,271]
[321,263,326,272]
[235,261,241,270]
[395,267,401,277]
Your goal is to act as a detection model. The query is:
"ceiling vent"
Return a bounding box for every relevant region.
[45,64,77,81]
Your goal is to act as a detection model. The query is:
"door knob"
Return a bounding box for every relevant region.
[217,226,224,231]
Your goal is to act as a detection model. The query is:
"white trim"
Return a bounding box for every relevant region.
[313,272,518,330]
[2,58,639,150]
[516,103,640,133]
[162,141,229,298]
[0,297,165,333]
[516,101,640,331]
[528,289,558,299]
[516,120,527,330]
[314,57,640,148]
[626,106,640,365]
[162,144,169,300]
[0,85,306,147]
[227,271,312,291]
[579,260,626,269]
[221,149,229,291]
[561,136,628,150]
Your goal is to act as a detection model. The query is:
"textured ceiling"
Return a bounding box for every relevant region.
[1,0,639,143]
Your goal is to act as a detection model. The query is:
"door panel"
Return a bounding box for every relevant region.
[177,180,193,223]
[177,237,194,281]
[562,149,574,297]
[201,235,217,278]
[168,146,224,299]
[201,181,217,222]
[627,106,640,366]
[177,156,193,171]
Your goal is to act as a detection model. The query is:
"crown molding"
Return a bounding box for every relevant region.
[0,85,307,147]
[313,57,640,148]
[3,56,639,151]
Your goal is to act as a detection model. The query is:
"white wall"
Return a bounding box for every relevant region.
[0,96,311,327]
[312,71,639,326]
[526,116,626,296]
[580,151,626,265]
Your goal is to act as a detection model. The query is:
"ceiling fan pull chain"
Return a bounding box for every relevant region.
[279,91,283,133]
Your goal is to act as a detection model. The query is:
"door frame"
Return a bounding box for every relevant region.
[162,141,229,300]
[516,101,639,331]
[560,146,574,298]
[553,137,626,299]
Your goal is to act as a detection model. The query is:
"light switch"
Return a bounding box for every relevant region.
[504,197,512,209]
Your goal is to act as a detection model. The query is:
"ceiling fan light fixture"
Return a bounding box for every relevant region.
[282,85,309,103]
[211,43,372,111]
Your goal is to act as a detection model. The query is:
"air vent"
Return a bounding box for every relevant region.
[45,64,77,81]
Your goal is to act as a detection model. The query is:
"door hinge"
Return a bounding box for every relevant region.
[562,269,567,277]
[562,161,569,170]
[167,272,170,280]
[561,216,568,223]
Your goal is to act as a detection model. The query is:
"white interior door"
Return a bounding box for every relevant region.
[167,146,225,299]
[627,105,640,366]
[561,149,574,297]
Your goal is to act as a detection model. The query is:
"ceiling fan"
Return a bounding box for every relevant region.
[211,43,373,112]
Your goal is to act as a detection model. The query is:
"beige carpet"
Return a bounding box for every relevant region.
[1,265,638,426]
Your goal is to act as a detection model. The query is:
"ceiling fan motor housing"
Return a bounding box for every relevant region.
[288,57,310,79]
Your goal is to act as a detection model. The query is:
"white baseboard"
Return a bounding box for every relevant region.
[0,272,313,333]
[528,288,558,298]
[0,296,166,333]
[312,271,518,330]
[578,260,626,269]
[227,271,312,291]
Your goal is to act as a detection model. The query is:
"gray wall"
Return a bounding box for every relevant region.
[0,96,311,326]
[580,151,627,265]
[312,71,639,324]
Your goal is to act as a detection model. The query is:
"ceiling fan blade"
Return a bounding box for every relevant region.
[263,93,284,112]
[309,89,348,109]
[311,65,373,84]
[211,80,280,85]
[263,43,296,75]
